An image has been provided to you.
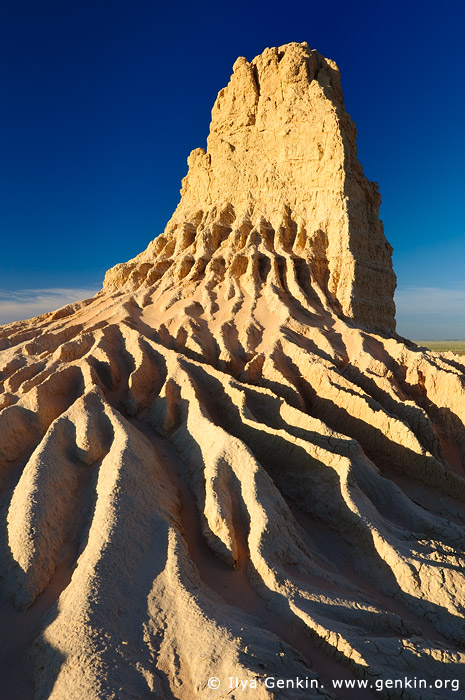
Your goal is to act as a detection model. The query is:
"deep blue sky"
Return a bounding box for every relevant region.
[1,0,464,337]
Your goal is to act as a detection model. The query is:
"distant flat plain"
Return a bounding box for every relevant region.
[416,341,465,356]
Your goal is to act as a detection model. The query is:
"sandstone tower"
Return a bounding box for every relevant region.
[1,43,465,700]
[105,42,396,333]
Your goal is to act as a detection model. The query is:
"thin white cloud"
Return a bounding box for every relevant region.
[395,287,465,340]
[0,287,99,326]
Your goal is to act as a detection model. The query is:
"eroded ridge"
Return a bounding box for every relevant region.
[104,41,396,334]
[1,42,465,700]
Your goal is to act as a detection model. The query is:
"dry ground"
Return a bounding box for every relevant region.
[416,340,465,356]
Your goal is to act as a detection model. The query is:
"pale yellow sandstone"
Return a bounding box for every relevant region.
[0,43,464,700]
[104,41,396,333]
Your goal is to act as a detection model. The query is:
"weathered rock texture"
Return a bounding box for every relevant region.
[104,42,396,334]
[1,43,465,700]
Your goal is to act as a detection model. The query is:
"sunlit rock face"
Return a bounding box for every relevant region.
[1,42,465,700]
[104,41,396,334]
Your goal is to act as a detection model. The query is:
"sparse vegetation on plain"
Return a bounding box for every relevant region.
[415,340,465,356]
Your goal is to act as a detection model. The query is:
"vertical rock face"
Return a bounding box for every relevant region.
[104,42,396,333]
[2,43,465,700]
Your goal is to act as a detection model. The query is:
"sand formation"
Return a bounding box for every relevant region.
[1,42,465,700]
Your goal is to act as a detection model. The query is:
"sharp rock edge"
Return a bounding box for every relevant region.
[1,42,465,700]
